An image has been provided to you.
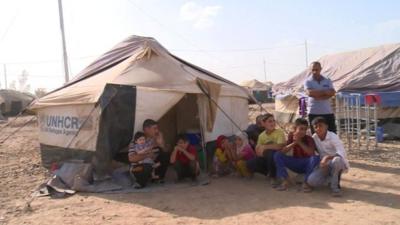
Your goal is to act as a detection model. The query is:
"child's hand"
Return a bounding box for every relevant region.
[256,146,265,157]
[281,146,291,153]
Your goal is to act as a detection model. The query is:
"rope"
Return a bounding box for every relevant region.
[0,116,35,144]
[64,86,120,149]
[196,80,244,132]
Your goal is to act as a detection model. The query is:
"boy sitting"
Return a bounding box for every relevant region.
[170,134,200,181]
[307,117,350,197]
[274,118,320,191]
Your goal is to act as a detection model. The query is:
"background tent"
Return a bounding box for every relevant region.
[273,43,400,137]
[0,89,35,117]
[240,79,273,103]
[30,35,251,174]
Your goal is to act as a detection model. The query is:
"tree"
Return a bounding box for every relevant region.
[9,80,16,90]
[18,70,31,93]
[34,88,47,98]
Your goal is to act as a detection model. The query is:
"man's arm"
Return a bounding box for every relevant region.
[129,151,153,163]
[256,143,285,156]
[306,89,335,100]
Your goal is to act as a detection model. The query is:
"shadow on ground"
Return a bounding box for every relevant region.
[89,161,400,220]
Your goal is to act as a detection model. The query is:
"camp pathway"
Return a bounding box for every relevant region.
[1,117,400,225]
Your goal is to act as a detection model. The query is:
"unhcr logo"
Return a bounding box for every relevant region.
[39,114,93,136]
[45,115,80,129]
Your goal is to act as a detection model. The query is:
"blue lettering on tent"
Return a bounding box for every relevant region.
[64,116,71,129]
[71,117,79,129]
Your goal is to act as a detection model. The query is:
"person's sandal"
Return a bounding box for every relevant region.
[302,184,313,193]
[276,184,289,191]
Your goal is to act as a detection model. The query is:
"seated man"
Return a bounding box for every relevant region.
[128,119,170,188]
[273,118,320,191]
[170,134,200,181]
[307,117,350,197]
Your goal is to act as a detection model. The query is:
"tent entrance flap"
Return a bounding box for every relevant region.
[158,94,201,152]
[196,78,221,131]
[94,84,136,175]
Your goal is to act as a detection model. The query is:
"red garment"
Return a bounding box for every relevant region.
[216,135,227,151]
[287,133,316,158]
[176,145,198,165]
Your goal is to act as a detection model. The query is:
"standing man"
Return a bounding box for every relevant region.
[304,61,337,133]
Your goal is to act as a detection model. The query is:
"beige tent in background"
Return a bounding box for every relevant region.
[0,89,35,117]
[29,35,251,173]
[240,79,273,103]
[273,43,400,137]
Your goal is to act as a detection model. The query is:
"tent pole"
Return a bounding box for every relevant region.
[199,113,208,173]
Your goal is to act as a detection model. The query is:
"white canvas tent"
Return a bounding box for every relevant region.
[272,43,400,137]
[29,35,251,173]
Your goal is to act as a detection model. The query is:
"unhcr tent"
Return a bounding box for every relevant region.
[29,35,251,173]
[240,79,273,103]
[0,89,35,116]
[273,43,400,137]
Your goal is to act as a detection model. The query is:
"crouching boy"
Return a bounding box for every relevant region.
[307,117,350,196]
[170,134,200,181]
[274,118,320,191]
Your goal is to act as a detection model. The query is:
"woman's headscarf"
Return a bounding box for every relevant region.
[216,135,227,151]
[235,131,249,154]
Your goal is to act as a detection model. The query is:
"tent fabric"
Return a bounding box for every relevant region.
[31,36,249,110]
[196,78,221,131]
[240,79,272,90]
[273,43,400,96]
[31,35,250,166]
[0,89,35,116]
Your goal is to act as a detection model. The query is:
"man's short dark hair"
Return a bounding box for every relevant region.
[312,116,328,126]
[143,119,158,130]
[256,114,264,122]
[134,131,145,141]
[261,113,274,121]
[294,118,309,127]
[176,134,189,143]
[311,61,321,67]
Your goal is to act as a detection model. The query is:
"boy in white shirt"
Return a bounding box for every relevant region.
[307,117,350,197]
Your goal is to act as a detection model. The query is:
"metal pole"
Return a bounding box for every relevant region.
[366,103,370,151]
[374,103,378,150]
[335,95,340,137]
[263,58,267,82]
[58,0,70,83]
[3,64,7,89]
[305,40,309,67]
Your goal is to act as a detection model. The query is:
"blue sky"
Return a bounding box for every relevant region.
[0,0,399,92]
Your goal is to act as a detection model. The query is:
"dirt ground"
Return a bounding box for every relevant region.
[0,116,399,225]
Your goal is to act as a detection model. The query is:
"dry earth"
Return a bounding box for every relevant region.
[0,116,399,225]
